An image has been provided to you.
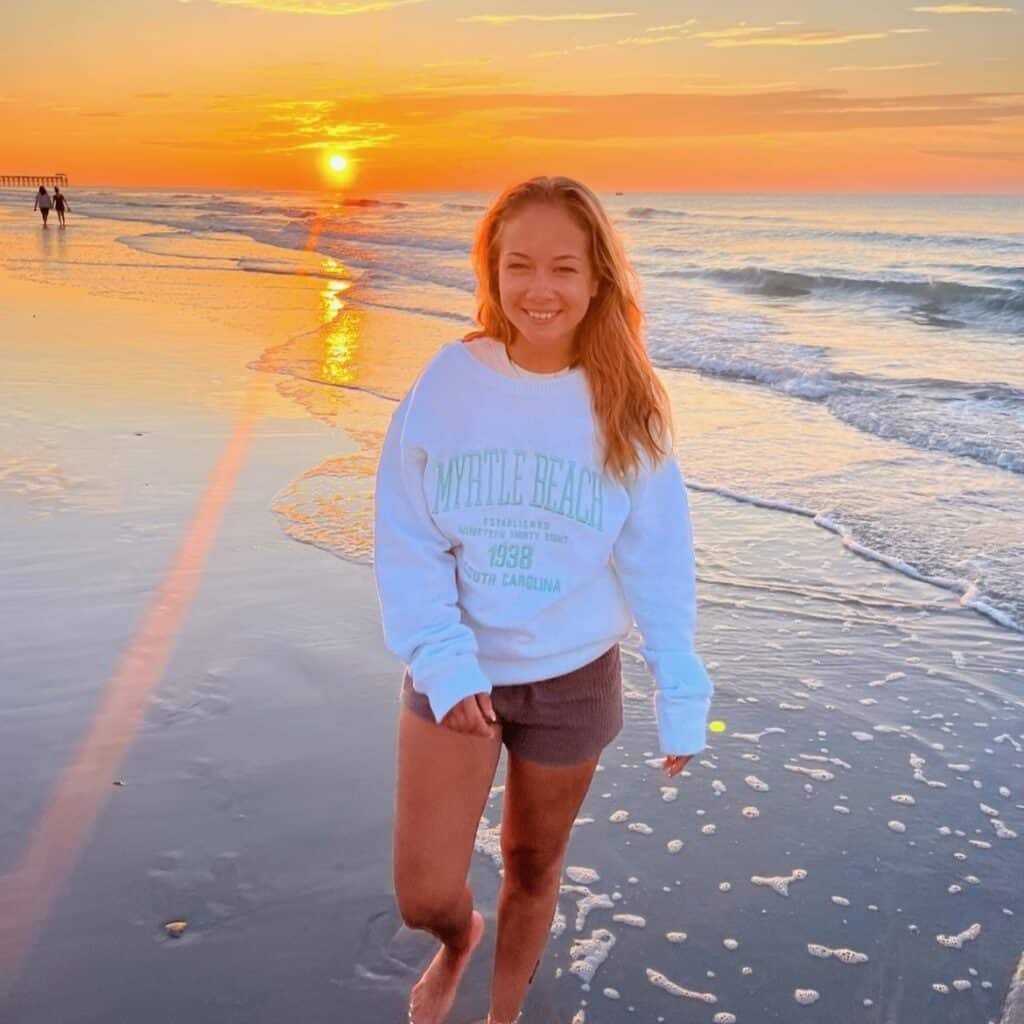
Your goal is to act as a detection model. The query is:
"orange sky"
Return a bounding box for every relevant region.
[2,1,1022,192]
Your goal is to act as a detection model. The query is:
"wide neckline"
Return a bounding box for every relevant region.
[467,336,574,380]
[450,338,586,395]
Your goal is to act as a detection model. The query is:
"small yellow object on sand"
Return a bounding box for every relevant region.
[164,920,188,938]
[709,720,727,734]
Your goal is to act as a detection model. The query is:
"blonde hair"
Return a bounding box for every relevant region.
[464,176,673,481]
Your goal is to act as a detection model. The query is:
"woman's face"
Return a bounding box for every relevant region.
[496,202,598,356]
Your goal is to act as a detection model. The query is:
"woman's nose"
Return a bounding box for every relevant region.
[524,271,558,296]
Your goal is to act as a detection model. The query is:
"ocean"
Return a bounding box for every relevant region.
[7,187,1023,632]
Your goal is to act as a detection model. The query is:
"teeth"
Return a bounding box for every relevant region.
[526,310,558,321]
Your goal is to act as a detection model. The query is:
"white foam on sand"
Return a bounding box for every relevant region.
[785,764,835,782]
[569,929,616,984]
[807,943,869,964]
[936,922,981,949]
[628,822,654,835]
[732,727,786,744]
[645,968,717,1003]
[474,816,504,873]
[571,888,616,932]
[794,989,820,1005]
[612,913,647,928]
[751,869,807,896]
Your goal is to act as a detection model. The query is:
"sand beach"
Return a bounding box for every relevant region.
[0,194,1022,1023]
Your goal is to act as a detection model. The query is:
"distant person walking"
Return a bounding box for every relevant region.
[33,185,52,227]
[53,186,69,227]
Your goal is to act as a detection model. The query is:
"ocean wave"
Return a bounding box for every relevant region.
[664,265,1024,332]
[341,198,408,208]
[651,334,1024,475]
[350,298,473,323]
[441,202,487,212]
[827,390,1024,475]
[627,206,690,219]
[687,480,1022,633]
[623,205,1023,249]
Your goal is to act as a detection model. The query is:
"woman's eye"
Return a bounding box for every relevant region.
[557,267,578,273]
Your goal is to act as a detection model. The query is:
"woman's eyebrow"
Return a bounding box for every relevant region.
[506,252,582,260]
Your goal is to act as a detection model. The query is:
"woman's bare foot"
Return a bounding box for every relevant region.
[407,910,486,1024]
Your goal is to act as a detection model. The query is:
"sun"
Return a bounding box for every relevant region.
[329,155,348,173]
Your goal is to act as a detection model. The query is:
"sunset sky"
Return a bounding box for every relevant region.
[2,0,1022,192]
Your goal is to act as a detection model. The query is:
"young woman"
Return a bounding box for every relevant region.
[373,176,714,1024]
[53,186,70,227]
[33,186,52,227]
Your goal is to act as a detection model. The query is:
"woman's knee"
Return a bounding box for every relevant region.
[396,883,468,934]
[501,843,565,897]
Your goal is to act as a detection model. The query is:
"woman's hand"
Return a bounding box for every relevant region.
[662,754,693,778]
[439,692,499,739]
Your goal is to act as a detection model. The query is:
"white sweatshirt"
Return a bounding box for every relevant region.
[373,339,713,755]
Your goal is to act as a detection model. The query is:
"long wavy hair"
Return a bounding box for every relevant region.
[464,176,673,482]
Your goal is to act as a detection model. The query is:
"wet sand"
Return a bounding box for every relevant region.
[1,205,1022,1023]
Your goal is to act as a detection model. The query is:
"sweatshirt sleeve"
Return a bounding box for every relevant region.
[613,452,713,756]
[373,391,492,723]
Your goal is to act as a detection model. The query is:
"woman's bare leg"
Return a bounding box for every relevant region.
[394,703,503,1024]
[488,752,600,1022]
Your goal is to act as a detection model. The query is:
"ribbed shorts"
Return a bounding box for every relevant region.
[400,645,623,767]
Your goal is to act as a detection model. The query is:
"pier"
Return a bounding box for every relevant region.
[0,173,69,187]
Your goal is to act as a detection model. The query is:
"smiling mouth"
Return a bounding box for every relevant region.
[525,310,560,322]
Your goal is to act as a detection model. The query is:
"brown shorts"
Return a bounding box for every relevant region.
[400,645,623,767]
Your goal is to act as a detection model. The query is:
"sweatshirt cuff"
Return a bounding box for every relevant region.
[649,652,714,756]
[411,657,492,724]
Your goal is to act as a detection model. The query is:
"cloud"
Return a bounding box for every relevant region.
[646,20,696,31]
[330,87,1024,140]
[911,3,1015,12]
[210,0,426,14]
[152,87,1024,162]
[422,58,496,69]
[461,11,635,24]
[616,33,682,46]
[692,25,776,41]
[922,148,1023,160]
[830,62,941,70]
[693,24,932,47]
